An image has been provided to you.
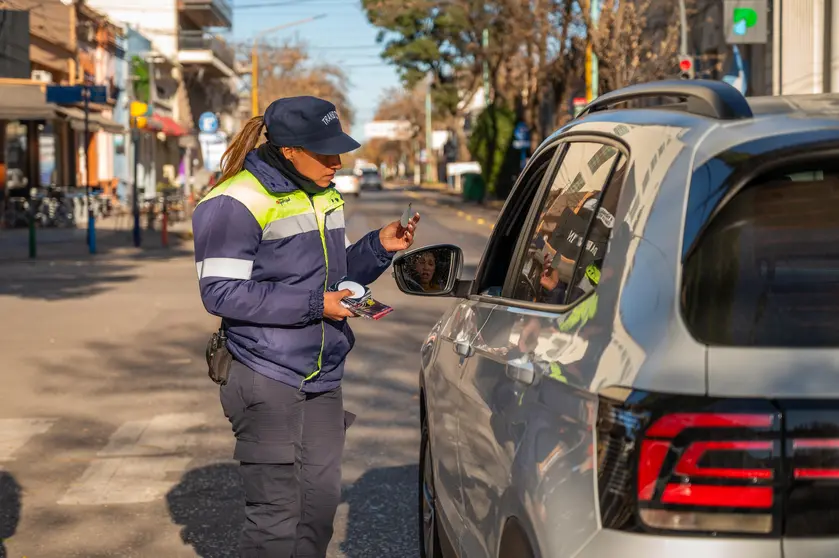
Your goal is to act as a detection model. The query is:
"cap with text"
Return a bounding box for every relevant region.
[263,96,361,155]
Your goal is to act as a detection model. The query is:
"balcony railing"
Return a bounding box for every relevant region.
[179,0,232,28]
[179,31,236,71]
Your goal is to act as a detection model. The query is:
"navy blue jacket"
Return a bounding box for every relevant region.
[192,152,393,392]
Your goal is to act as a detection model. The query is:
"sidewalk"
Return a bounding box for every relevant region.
[0,215,194,263]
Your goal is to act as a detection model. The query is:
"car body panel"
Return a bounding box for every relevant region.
[783,538,839,558]
[424,301,474,549]
[573,529,781,558]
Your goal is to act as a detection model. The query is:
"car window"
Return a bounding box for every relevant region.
[474,145,561,296]
[682,160,839,347]
[510,141,624,305]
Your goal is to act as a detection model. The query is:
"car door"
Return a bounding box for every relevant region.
[427,295,479,547]
[457,138,629,558]
[450,141,565,558]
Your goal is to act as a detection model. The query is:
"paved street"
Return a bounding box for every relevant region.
[0,186,498,558]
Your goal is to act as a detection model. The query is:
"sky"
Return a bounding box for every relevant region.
[231,0,402,142]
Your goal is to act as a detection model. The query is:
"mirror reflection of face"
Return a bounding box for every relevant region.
[414,252,436,288]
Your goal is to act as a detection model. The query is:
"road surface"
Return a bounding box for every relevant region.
[0,185,498,558]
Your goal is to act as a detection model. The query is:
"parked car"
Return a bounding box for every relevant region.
[333,168,360,197]
[359,168,384,190]
[392,80,839,558]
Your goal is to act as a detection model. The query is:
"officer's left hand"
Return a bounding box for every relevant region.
[380,212,420,253]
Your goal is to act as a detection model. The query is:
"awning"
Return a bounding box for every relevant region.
[55,107,97,132]
[54,107,125,134]
[88,112,126,134]
[0,83,59,121]
[151,115,189,137]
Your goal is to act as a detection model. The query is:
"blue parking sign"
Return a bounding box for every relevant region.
[199,112,219,134]
[512,122,530,150]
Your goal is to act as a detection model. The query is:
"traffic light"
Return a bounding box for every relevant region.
[679,55,695,80]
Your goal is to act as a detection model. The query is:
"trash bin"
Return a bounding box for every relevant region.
[462,172,485,203]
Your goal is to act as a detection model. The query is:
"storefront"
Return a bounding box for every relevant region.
[0,83,124,225]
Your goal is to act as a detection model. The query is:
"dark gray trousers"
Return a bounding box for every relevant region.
[220,361,350,558]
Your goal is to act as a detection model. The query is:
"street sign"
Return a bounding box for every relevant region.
[512,122,530,150]
[364,120,413,141]
[724,0,767,44]
[46,84,108,105]
[198,112,219,134]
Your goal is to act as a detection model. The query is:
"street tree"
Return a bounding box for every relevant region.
[587,0,681,93]
[246,41,355,126]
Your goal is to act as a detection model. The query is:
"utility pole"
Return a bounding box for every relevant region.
[679,0,688,57]
[251,15,327,117]
[586,0,600,101]
[149,55,159,237]
[482,28,490,106]
[127,74,142,247]
[425,73,435,183]
[83,84,96,254]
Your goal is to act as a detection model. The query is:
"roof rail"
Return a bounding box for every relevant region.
[578,79,753,120]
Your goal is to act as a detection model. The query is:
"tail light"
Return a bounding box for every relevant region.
[596,390,782,536]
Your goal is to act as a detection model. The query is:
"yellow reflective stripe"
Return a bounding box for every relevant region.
[585,264,601,285]
[550,362,568,383]
[558,293,599,333]
[265,190,316,225]
[263,213,319,241]
[198,171,277,229]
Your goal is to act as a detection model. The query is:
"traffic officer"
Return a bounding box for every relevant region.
[191,96,420,557]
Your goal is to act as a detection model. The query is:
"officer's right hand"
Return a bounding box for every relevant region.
[323,289,356,320]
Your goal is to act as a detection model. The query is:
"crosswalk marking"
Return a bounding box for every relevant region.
[0,418,55,461]
[58,413,205,505]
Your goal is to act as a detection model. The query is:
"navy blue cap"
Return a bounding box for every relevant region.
[263,96,361,155]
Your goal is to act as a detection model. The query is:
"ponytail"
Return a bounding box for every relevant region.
[217,116,265,186]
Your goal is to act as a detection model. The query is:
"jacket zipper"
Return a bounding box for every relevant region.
[300,195,330,391]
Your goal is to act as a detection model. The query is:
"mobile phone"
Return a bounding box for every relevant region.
[400,203,414,228]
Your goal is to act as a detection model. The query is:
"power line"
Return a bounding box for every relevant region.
[235,0,359,9]
[308,45,382,50]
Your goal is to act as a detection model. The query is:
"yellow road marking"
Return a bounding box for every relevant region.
[402,191,496,230]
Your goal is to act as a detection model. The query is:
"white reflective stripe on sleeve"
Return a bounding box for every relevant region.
[262,213,319,241]
[196,257,254,280]
[345,234,352,248]
[325,209,345,231]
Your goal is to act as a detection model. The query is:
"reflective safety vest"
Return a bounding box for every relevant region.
[197,169,346,386]
[549,290,600,384]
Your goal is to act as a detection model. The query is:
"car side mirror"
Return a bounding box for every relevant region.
[392,244,470,297]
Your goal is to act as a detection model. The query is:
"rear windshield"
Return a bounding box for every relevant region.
[362,169,378,175]
[682,162,839,347]
[336,169,354,176]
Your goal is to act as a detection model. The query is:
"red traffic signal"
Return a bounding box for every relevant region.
[678,55,695,79]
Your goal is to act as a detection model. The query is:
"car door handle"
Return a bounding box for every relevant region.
[453,341,475,358]
[506,365,535,386]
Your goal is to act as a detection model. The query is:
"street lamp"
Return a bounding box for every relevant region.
[251,15,327,117]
